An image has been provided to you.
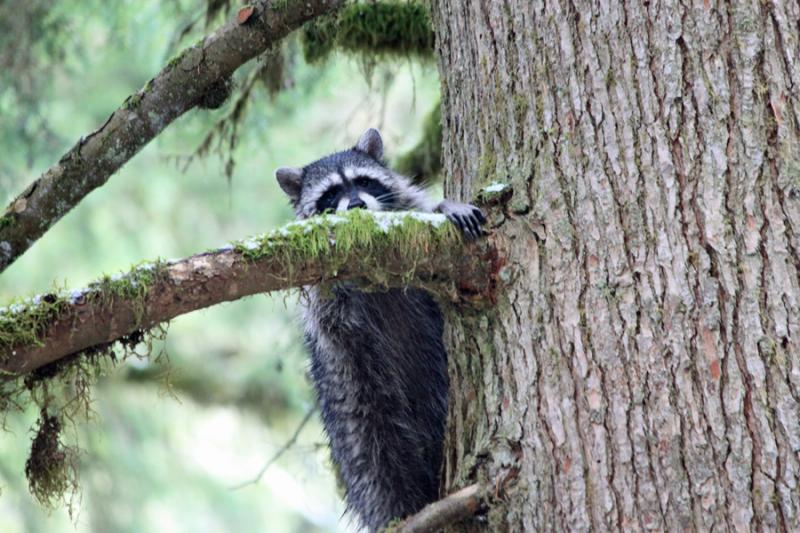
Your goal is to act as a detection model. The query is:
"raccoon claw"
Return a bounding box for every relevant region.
[436,200,486,240]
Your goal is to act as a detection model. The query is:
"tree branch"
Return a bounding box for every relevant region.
[0,0,344,274]
[390,483,485,533]
[0,211,497,378]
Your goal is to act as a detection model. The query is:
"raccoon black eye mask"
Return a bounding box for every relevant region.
[276,128,486,239]
[275,128,485,532]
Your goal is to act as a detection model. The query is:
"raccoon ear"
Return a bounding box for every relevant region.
[355,128,383,160]
[275,167,303,202]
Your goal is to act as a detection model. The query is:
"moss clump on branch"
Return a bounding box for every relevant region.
[0,293,70,360]
[91,260,168,325]
[234,209,460,290]
[302,1,434,64]
[0,261,167,359]
[1,263,170,510]
[395,102,442,184]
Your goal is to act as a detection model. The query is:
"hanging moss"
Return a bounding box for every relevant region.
[395,101,442,184]
[196,76,234,110]
[24,411,79,509]
[4,310,169,511]
[0,258,170,511]
[302,1,434,64]
[257,46,286,97]
[204,0,232,26]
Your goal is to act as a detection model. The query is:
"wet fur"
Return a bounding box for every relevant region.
[303,287,447,531]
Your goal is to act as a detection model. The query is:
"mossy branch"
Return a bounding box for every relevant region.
[0,210,496,379]
[302,1,434,64]
[0,0,345,275]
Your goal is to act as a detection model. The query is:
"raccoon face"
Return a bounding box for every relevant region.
[276,129,430,218]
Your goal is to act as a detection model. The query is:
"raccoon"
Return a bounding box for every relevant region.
[275,128,485,531]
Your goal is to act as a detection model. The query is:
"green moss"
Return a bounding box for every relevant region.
[165,46,192,70]
[302,1,434,64]
[233,209,460,290]
[0,261,167,359]
[395,102,442,184]
[478,152,497,182]
[90,260,168,326]
[270,0,290,11]
[513,94,529,122]
[123,92,143,110]
[0,260,173,511]
[477,182,512,206]
[0,293,70,358]
[123,77,155,111]
[0,213,15,231]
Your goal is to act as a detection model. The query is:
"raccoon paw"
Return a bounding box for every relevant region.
[436,200,487,240]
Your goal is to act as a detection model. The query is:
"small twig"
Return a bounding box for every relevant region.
[230,407,316,490]
[392,483,484,533]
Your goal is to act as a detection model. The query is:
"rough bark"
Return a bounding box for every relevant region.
[0,0,344,274]
[1,211,495,378]
[432,0,800,530]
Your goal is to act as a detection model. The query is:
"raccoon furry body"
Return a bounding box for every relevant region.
[275,129,484,531]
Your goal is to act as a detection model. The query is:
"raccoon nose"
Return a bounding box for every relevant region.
[348,197,366,210]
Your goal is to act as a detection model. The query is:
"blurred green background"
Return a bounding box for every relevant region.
[0,1,439,531]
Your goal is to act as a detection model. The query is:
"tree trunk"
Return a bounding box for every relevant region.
[431,1,800,530]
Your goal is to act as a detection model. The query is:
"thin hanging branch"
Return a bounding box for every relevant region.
[0,0,344,274]
[0,210,499,379]
[230,406,317,490]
